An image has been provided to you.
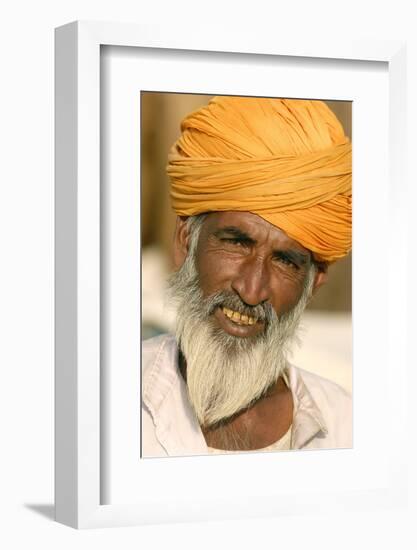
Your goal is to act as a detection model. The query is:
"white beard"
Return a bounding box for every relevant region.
[167,221,315,428]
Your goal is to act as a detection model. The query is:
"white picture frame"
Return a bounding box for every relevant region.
[55,21,407,529]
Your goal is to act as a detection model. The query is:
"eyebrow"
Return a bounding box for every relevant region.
[213,226,256,243]
[274,249,310,266]
[213,226,311,266]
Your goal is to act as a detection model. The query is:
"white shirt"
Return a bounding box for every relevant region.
[142,334,352,457]
[207,424,293,454]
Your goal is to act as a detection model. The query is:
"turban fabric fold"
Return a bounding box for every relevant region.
[167,96,352,262]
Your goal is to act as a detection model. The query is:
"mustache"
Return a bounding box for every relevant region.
[202,290,276,323]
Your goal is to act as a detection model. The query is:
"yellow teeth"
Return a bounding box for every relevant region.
[222,307,257,326]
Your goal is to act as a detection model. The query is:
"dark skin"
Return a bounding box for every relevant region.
[173,211,328,450]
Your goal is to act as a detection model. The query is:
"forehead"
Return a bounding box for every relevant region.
[201,211,310,253]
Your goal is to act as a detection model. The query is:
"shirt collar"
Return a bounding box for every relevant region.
[285,363,328,448]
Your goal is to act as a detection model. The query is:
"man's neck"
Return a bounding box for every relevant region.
[202,376,293,451]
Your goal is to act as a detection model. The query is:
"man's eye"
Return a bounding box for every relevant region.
[273,254,298,269]
[221,238,247,247]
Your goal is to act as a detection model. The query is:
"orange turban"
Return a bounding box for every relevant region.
[167,96,351,262]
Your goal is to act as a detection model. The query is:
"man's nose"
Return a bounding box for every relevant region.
[231,256,271,306]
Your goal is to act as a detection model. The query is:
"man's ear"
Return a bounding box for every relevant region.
[173,216,191,269]
[311,262,329,295]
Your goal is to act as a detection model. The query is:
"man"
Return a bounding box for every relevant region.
[142,96,352,457]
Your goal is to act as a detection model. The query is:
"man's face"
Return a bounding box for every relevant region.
[170,211,326,428]
[191,211,317,339]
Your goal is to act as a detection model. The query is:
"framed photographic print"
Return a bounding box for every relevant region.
[55,21,407,528]
[139,91,353,460]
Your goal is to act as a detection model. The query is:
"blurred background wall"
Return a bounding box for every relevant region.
[141,93,352,391]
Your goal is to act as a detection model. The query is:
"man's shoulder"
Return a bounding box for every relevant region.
[292,365,351,398]
[142,333,173,353]
[289,363,352,416]
[142,333,177,375]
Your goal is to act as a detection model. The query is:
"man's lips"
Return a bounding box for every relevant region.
[213,306,265,337]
